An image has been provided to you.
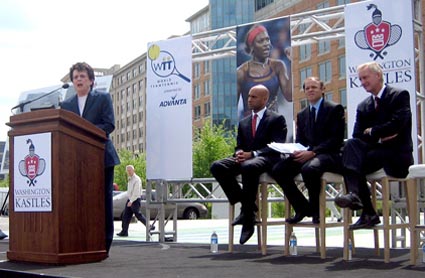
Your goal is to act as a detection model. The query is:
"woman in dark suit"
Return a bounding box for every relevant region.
[61,62,120,254]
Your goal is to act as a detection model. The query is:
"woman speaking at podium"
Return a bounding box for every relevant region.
[61,62,120,254]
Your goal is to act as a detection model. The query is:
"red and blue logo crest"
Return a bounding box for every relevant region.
[18,139,46,186]
[354,4,402,60]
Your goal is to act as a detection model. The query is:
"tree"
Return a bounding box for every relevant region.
[192,120,235,178]
[114,149,146,191]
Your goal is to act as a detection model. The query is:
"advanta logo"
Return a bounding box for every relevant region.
[354,4,402,60]
[159,94,187,107]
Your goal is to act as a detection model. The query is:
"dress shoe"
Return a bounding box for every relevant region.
[334,192,363,210]
[149,225,156,231]
[286,211,309,224]
[349,214,380,230]
[233,212,259,226]
[232,212,245,226]
[239,224,255,244]
[0,230,7,240]
[312,215,320,224]
[116,231,128,237]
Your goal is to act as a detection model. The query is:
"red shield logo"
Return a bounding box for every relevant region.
[25,155,40,180]
[365,21,391,52]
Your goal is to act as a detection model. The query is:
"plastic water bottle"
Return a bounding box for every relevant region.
[422,243,425,263]
[348,239,353,261]
[210,231,218,253]
[289,232,297,256]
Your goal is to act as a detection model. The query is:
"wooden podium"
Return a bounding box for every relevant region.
[6,109,108,264]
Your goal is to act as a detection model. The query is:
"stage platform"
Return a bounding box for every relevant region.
[0,239,424,278]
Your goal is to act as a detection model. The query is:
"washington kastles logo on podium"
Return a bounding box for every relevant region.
[354,4,402,60]
[18,139,46,187]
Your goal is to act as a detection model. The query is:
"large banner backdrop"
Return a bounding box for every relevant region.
[236,17,293,142]
[345,0,418,161]
[146,36,193,179]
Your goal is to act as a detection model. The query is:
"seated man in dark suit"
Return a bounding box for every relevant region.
[270,77,345,224]
[335,61,413,229]
[210,84,287,244]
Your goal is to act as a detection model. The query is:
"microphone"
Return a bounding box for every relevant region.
[11,83,70,113]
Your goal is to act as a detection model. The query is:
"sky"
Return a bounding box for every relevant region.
[0,0,208,142]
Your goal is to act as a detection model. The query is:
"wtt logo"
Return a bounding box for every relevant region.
[18,139,46,187]
[354,4,402,60]
[148,44,191,83]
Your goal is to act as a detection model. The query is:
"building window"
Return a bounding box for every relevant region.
[319,61,332,83]
[317,1,330,9]
[337,0,351,5]
[204,60,210,73]
[133,68,138,77]
[324,92,333,101]
[255,0,274,11]
[194,84,201,100]
[338,38,345,48]
[139,63,145,74]
[194,105,201,120]
[300,98,308,110]
[300,67,313,87]
[338,55,346,79]
[127,71,131,81]
[299,44,311,61]
[204,80,210,96]
[204,102,211,117]
[194,63,200,78]
[318,40,330,54]
[339,88,347,108]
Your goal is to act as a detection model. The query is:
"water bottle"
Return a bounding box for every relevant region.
[289,232,297,256]
[422,242,425,263]
[210,231,218,253]
[348,239,353,261]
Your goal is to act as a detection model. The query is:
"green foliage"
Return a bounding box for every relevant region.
[0,176,9,188]
[114,150,146,191]
[192,120,236,178]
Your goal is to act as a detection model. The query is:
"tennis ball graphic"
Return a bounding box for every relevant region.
[148,44,160,60]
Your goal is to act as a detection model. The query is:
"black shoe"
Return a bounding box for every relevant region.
[232,212,245,226]
[286,211,309,224]
[239,224,255,244]
[0,231,7,240]
[149,225,155,231]
[116,231,128,237]
[312,215,320,224]
[335,193,363,210]
[233,212,259,226]
[349,214,380,230]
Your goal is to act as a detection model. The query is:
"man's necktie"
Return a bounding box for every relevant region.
[310,107,316,128]
[252,113,258,137]
[375,96,380,110]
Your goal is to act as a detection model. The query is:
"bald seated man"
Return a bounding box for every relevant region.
[210,84,287,245]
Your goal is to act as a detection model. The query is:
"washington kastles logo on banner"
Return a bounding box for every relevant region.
[18,139,46,187]
[354,4,402,60]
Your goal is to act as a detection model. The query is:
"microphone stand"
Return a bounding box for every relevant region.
[11,84,69,113]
